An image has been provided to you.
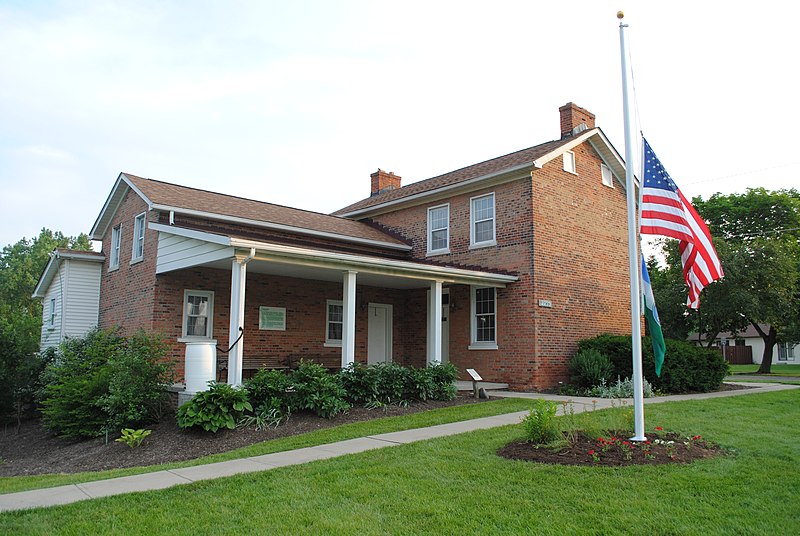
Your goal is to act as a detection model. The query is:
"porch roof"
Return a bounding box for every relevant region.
[152,223,518,289]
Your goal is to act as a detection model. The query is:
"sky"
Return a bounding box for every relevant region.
[1,0,798,249]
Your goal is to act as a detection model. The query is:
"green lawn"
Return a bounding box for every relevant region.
[0,397,537,495]
[2,390,798,534]
[729,364,800,376]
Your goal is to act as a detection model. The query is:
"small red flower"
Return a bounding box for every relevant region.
[655,426,663,431]
[692,435,702,441]
[588,450,595,455]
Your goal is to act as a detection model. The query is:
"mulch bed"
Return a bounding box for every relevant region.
[0,394,488,477]
[497,431,723,467]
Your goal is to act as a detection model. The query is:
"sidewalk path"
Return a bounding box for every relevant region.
[1,381,795,513]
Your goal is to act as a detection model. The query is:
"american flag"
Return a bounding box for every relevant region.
[640,137,723,308]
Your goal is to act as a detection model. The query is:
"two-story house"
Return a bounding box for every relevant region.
[38,102,633,394]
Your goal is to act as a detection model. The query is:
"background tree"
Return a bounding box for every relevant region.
[0,229,92,425]
[651,188,799,373]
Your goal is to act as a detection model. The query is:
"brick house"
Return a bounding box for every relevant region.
[84,102,632,393]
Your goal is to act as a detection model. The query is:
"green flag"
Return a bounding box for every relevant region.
[641,256,666,376]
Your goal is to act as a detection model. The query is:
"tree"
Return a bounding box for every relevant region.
[0,228,92,424]
[652,189,799,373]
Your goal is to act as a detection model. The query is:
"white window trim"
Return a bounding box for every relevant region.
[427,203,450,256]
[563,150,577,174]
[468,286,498,350]
[109,225,121,271]
[601,163,614,188]
[48,298,56,330]
[324,299,343,347]
[131,212,146,263]
[469,193,497,249]
[180,290,215,340]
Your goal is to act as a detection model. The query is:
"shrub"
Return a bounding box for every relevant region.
[522,399,559,445]
[289,361,349,418]
[115,428,152,448]
[176,382,252,432]
[428,362,458,401]
[568,349,614,389]
[245,368,291,410]
[578,334,729,393]
[405,366,436,402]
[0,314,50,425]
[587,376,654,399]
[338,363,380,404]
[372,362,413,405]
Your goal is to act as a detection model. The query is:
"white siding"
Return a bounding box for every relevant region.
[61,260,102,339]
[156,233,234,273]
[39,264,65,350]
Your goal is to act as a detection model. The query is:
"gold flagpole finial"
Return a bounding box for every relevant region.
[617,11,625,20]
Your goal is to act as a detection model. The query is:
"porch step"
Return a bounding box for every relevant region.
[455,380,509,391]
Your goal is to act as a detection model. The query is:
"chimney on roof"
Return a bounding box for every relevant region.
[559,102,596,139]
[370,169,402,196]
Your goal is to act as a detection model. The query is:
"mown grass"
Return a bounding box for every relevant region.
[729,364,800,376]
[1,389,798,534]
[0,397,536,495]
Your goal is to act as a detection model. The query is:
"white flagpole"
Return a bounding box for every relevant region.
[618,11,646,441]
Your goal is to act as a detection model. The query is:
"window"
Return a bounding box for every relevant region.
[427,204,450,254]
[49,298,56,328]
[470,193,496,247]
[563,151,576,174]
[470,287,497,349]
[109,225,121,270]
[182,290,214,339]
[601,163,613,187]
[778,343,795,361]
[325,300,343,346]
[132,212,146,262]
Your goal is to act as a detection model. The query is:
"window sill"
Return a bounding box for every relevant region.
[178,337,217,344]
[562,168,578,175]
[427,248,451,257]
[108,265,120,273]
[130,257,144,265]
[323,342,342,348]
[469,240,496,250]
[468,343,498,351]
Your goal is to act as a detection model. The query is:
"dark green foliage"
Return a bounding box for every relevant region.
[176,382,253,432]
[0,315,51,424]
[39,329,175,438]
[372,363,413,405]
[568,349,613,389]
[338,361,457,405]
[245,368,292,410]
[289,361,350,419]
[338,363,380,404]
[578,334,729,393]
[427,362,458,401]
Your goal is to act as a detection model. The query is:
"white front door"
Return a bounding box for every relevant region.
[368,303,392,365]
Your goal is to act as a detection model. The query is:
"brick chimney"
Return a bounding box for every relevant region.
[559,102,596,138]
[370,169,402,196]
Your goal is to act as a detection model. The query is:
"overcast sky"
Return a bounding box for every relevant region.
[1,1,797,249]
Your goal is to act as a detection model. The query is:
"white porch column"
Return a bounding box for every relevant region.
[342,270,357,368]
[227,250,254,387]
[427,280,443,365]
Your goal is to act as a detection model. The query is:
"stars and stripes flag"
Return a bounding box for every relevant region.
[640,137,724,308]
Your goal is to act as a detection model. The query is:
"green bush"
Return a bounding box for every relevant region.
[586,376,654,398]
[522,399,559,444]
[568,349,614,389]
[39,328,174,438]
[338,361,457,405]
[577,334,729,393]
[289,361,350,418]
[176,382,252,432]
[427,362,458,401]
[338,363,380,404]
[372,363,413,405]
[0,313,49,424]
[245,368,291,410]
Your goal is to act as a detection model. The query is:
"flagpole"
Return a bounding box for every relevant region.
[618,11,646,442]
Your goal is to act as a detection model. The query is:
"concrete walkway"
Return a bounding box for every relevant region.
[1,381,796,513]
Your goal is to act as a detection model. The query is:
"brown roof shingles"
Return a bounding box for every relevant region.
[124,174,410,247]
[333,137,575,215]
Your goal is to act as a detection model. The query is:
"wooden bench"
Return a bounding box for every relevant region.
[287,354,341,371]
[216,356,290,382]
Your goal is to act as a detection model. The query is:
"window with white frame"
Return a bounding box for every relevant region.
[49,298,56,328]
[182,290,214,339]
[109,225,121,270]
[563,150,576,174]
[427,204,450,254]
[325,300,343,346]
[470,287,497,348]
[132,212,146,262]
[778,342,795,361]
[470,193,496,247]
[601,163,613,187]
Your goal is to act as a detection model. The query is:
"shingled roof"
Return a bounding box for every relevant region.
[91,174,411,249]
[333,136,577,216]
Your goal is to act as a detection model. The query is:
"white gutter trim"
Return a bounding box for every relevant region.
[338,162,533,218]
[230,237,518,286]
[151,204,412,251]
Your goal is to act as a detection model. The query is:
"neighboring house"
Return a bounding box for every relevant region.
[32,248,105,350]
[690,324,798,365]
[46,102,634,392]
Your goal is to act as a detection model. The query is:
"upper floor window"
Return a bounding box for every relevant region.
[132,212,146,262]
[470,193,496,248]
[470,286,497,349]
[325,300,343,346]
[49,298,56,328]
[182,290,214,339]
[601,163,614,187]
[109,225,121,270]
[427,204,450,255]
[563,151,576,174]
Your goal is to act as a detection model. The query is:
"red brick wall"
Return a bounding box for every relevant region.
[98,189,157,335]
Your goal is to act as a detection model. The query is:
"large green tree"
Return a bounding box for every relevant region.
[0,228,92,424]
[651,188,800,373]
